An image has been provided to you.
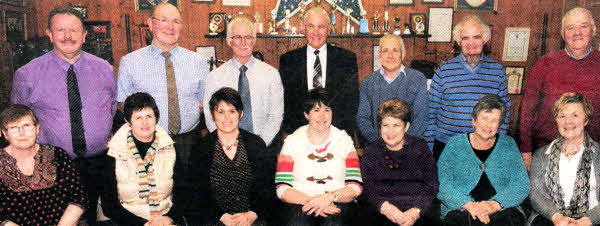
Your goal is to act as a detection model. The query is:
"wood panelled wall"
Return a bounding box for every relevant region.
[4,0,572,139]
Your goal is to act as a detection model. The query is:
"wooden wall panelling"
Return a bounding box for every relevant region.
[23,0,568,138]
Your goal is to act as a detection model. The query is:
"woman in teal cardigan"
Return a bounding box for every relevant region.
[437,95,529,226]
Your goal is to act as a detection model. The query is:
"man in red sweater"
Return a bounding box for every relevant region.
[520,7,599,171]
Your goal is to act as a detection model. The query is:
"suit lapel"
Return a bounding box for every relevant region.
[296,46,309,92]
[325,44,336,89]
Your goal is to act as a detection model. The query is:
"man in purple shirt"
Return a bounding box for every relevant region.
[11,7,116,225]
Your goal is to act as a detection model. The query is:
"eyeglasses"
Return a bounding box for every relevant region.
[152,17,182,26]
[230,35,255,43]
[5,123,36,135]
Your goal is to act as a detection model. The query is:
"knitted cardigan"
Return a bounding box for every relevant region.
[437,133,529,218]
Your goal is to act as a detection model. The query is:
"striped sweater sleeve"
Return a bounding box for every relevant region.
[275,153,294,199]
[345,150,363,195]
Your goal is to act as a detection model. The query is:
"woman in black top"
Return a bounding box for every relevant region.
[184,87,277,225]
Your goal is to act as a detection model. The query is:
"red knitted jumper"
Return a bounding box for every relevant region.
[520,50,600,153]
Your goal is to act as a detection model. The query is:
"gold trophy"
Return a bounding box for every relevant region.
[372,11,380,35]
[284,9,291,34]
[344,8,352,34]
[383,11,389,34]
[270,9,278,35]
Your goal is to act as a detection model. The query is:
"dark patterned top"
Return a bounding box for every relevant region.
[210,138,254,214]
[0,144,88,225]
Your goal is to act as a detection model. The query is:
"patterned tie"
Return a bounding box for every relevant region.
[238,65,253,133]
[67,64,87,157]
[313,50,322,88]
[162,52,180,135]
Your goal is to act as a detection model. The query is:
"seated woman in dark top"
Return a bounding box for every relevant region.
[360,98,438,226]
[98,92,182,226]
[0,104,88,225]
[437,94,529,226]
[184,87,277,225]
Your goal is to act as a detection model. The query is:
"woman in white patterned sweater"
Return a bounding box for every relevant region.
[275,87,363,226]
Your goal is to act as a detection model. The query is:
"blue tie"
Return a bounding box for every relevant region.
[238,65,253,133]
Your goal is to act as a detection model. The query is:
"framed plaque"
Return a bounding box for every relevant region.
[427,7,453,43]
[455,0,497,12]
[4,11,26,42]
[192,0,214,2]
[505,67,524,94]
[136,0,179,12]
[390,0,414,5]
[502,27,530,62]
[410,13,427,35]
[208,13,227,36]
[422,0,443,3]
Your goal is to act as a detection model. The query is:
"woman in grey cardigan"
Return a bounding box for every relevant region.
[530,93,600,226]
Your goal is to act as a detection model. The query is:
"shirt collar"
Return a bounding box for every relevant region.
[232,56,255,69]
[379,65,406,83]
[459,53,484,69]
[564,47,593,60]
[150,43,180,58]
[307,44,327,56]
[50,50,83,72]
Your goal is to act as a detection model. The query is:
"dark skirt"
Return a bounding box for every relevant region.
[442,207,525,226]
[279,202,358,226]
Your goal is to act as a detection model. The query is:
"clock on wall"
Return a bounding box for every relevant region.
[136,0,180,11]
[455,0,497,11]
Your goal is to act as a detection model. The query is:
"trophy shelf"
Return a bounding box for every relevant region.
[204,33,431,39]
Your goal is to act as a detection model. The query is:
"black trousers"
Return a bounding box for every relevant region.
[74,155,107,226]
[280,202,358,226]
[432,139,447,162]
[442,207,525,226]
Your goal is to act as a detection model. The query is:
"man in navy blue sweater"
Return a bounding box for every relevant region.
[357,34,428,144]
[424,15,511,161]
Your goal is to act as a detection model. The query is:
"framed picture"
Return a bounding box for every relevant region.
[136,0,179,12]
[455,0,497,12]
[192,0,214,2]
[427,7,453,43]
[0,0,23,7]
[72,6,88,19]
[410,13,427,35]
[196,46,217,70]
[502,27,531,62]
[222,0,250,6]
[505,67,524,94]
[4,11,26,42]
[422,0,443,3]
[139,25,152,47]
[82,21,113,64]
[373,45,380,71]
[390,0,413,5]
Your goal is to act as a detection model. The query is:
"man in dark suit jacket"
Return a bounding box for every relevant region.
[279,6,359,137]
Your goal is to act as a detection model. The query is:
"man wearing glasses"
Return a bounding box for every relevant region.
[116,3,208,175]
[203,16,284,146]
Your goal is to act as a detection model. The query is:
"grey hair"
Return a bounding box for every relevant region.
[227,16,256,39]
[452,15,491,43]
[379,34,405,54]
[303,7,330,25]
[561,7,595,37]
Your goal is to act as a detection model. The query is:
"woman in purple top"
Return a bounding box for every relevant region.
[360,98,438,226]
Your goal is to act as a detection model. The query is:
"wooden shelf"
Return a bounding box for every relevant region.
[205,33,430,39]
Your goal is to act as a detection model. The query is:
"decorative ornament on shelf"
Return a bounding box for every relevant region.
[270,9,278,35]
[393,17,401,35]
[344,8,353,34]
[359,10,369,34]
[383,11,389,34]
[372,11,380,34]
[330,0,338,34]
[254,12,263,34]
